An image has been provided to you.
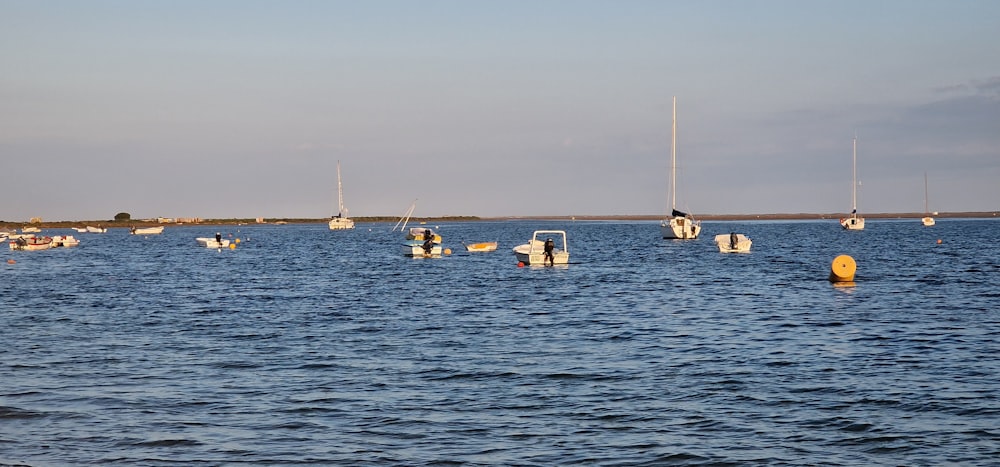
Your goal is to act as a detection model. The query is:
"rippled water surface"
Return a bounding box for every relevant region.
[3,219,999,466]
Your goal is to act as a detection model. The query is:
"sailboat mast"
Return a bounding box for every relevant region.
[924,172,929,214]
[851,137,857,212]
[336,160,345,217]
[671,96,677,212]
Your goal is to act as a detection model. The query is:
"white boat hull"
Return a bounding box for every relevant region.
[131,226,164,235]
[714,234,752,253]
[328,217,355,230]
[512,230,569,265]
[921,216,935,226]
[85,226,107,233]
[51,235,80,247]
[464,241,498,252]
[195,237,231,248]
[840,216,865,230]
[661,217,701,239]
[9,236,52,251]
[402,242,442,257]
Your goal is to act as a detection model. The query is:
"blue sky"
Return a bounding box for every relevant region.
[3,0,998,221]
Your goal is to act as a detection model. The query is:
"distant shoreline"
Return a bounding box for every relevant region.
[3,211,996,229]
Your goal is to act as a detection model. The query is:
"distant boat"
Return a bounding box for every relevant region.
[660,96,701,239]
[9,236,52,251]
[130,226,164,235]
[402,227,442,257]
[86,226,108,233]
[714,233,752,253]
[463,241,498,252]
[513,230,569,265]
[21,226,41,234]
[921,172,935,226]
[840,136,865,230]
[328,160,355,230]
[51,235,80,247]
[72,227,88,233]
[196,235,230,249]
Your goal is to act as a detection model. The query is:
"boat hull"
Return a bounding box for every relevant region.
[840,216,865,230]
[714,234,752,253]
[85,226,107,233]
[512,230,569,265]
[328,217,355,230]
[921,217,935,226]
[661,217,701,239]
[402,242,442,257]
[9,237,53,251]
[195,238,231,248]
[464,242,497,252]
[131,226,164,235]
[51,235,80,247]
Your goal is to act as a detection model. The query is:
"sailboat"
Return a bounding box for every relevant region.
[660,96,701,239]
[839,136,865,230]
[328,160,355,230]
[921,172,935,226]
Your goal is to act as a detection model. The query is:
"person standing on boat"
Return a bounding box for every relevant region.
[730,232,738,250]
[422,229,434,255]
[215,232,222,245]
[543,237,555,266]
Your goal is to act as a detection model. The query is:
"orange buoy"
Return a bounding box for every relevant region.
[6,259,14,265]
[936,239,942,244]
[517,261,525,268]
[444,248,451,255]
[829,255,856,282]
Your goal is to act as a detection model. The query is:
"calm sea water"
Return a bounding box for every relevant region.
[2,219,998,466]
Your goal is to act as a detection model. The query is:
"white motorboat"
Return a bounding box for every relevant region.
[72,227,89,233]
[86,226,108,233]
[714,233,752,253]
[660,96,701,239]
[21,226,41,233]
[513,230,569,265]
[196,236,231,248]
[402,227,442,257]
[130,226,164,235]
[328,160,355,230]
[840,136,865,230]
[51,235,80,247]
[9,236,52,251]
[921,172,935,226]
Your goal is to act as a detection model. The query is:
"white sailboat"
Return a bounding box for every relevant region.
[921,172,935,226]
[328,160,355,230]
[660,96,701,239]
[839,136,865,230]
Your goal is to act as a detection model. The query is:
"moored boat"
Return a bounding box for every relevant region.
[402,227,442,257]
[130,226,165,235]
[714,233,752,253]
[9,236,53,251]
[513,230,569,265]
[196,234,231,249]
[86,226,108,233]
[50,235,80,247]
[463,241,498,252]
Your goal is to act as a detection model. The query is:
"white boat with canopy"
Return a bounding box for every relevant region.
[513,230,569,265]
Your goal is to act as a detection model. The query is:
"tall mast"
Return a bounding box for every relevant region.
[671,96,677,212]
[924,171,929,214]
[851,136,857,212]
[336,160,345,217]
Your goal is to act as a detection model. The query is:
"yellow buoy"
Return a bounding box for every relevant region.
[829,254,856,282]
[235,238,241,244]
[229,243,236,250]
[444,248,451,255]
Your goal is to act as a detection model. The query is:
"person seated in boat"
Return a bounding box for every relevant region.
[730,232,738,250]
[543,237,555,266]
[422,229,434,254]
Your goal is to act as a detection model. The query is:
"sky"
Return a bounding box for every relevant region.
[2,0,999,221]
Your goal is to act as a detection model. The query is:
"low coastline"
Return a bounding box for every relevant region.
[2,211,996,230]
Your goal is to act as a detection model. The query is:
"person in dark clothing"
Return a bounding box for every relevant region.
[215,232,222,245]
[422,229,434,255]
[543,237,555,266]
[730,232,738,250]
